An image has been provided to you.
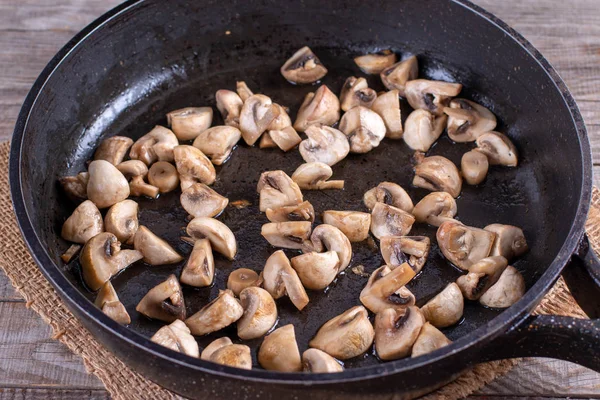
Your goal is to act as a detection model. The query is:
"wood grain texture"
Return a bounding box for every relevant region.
[0,388,109,400]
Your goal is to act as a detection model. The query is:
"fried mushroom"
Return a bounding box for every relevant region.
[136,274,186,322]
[180,183,228,218]
[227,268,261,296]
[93,136,133,165]
[258,325,302,372]
[405,79,462,116]
[167,107,213,141]
[380,236,430,273]
[436,220,496,270]
[201,337,233,360]
[411,322,451,358]
[380,56,419,97]
[340,76,377,111]
[59,172,89,203]
[130,125,179,165]
[403,109,447,152]
[87,160,130,208]
[239,94,280,146]
[421,282,464,328]
[237,287,278,340]
[148,161,180,193]
[104,199,139,244]
[484,224,528,261]
[475,131,518,167]
[308,224,352,272]
[266,201,315,223]
[180,239,214,287]
[95,281,130,324]
[302,348,344,373]
[61,200,103,244]
[257,170,303,212]
[291,251,340,290]
[173,145,216,190]
[209,344,252,370]
[293,85,340,132]
[354,50,397,75]
[185,289,244,335]
[413,153,462,198]
[261,221,312,250]
[375,306,425,361]
[456,256,508,300]
[216,89,244,128]
[363,182,414,213]
[299,124,349,166]
[266,127,302,153]
[291,162,344,190]
[186,217,237,260]
[134,226,182,265]
[322,210,371,242]
[261,250,309,311]
[479,265,525,308]
[444,98,496,142]
[461,150,489,185]
[236,81,254,102]
[359,264,417,313]
[192,126,241,165]
[371,90,403,139]
[339,106,386,153]
[370,202,415,239]
[151,320,199,357]
[281,46,327,84]
[412,192,457,227]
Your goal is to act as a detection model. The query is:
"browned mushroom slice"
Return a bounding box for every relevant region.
[134,226,182,265]
[136,274,186,322]
[104,199,139,244]
[281,46,327,84]
[371,90,403,139]
[302,348,344,373]
[339,106,386,153]
[405,79,462,116]
[309,306,374,360]
[461,150,489,185]
[479,265,525,308]
[237,287,278,340]
[266,201,315,223]
[413,153,462,198]
[380,236,430,273]
[363,182,414,213]
[412,192,457,227]
[209,344,252,369]
[151,320,199,357]
[61,200,103,244]
[173,145,216,190]
[59,172,89,203]
[116,159,148,178]
[185,289,243,336]
[239,94,280,146]
[227,268,261,296]
[266,104,291,131]
[216,89,243,128]
[370,202,415,239]
[375,306,425,361]
[192,126,241,165]
[403,109,447,152]
[299,124,349,166]
[293,85,340,132]
[95,281,131,324]
[443,98,496,142]
[258,324,302,372]
[180,239,214,287]
[380,56,419,97]
[309,224,352,272]
[61,244,81,263]
[148,161,179,193]
[261,221,312,250]
[119,160,158,199]
[259,132,278,149]
[322,210,371,242]
[411,322,451,358]
[257,170,303,212]
[340,76,377,111]
[291,251,339,290]
[437,220,496,270]
[94,136,133,165]
[180,183,228,218]
[186,217,237,260]
[80,232,143,291]
[236,81,254,102]
[130,125,179,165]
[268,126,302,152]
[360,264,416,313]
[291,162,344,190]
[475,131,518,167]
[484,224,528,261]
[201,337,233,360]
[167,107,213,141]
[262,250,309,310]
[457,256,508,300]
[421,282,464,328]
[87,160,130,208]
[354,50,397,75]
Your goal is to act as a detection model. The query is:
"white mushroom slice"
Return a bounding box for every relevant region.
[236,81,254,102]
[148,161,179,193]
[411,322,451,358]
[359,264,417,313]
[267,104,292,131]
[268,126,302,152]
[444,98,496,142]
[151,320,199,357]
[167,107,213,141]
[94,136,133,165]
[59,172,89,203]
[95,281,130,324]
[104,199,139,244]
[130,126,179,165]
[339,106,386,153]
[380,236,430,273]
[227,268,261,296]
[380,56,419,97]
[403,109,447,152]
[61,200,103,244]
[259,132,278,149]
[201,337,233,360]
[87,160,130,208]
[173,145,216,190]
[412,192,457,227]
[421,282,464,328]
[258,324,302,372]
[281,46,327,84]
[322,210,371,242]
[405,79,463,116]
[475,131,518,167]
[216,89,243,128]
[239,94,280,146]
[192,125,241,165]
[180,183,228,218]
[136,274,186,322]
[354,50,397,75]
[457,256,509,300]
[257,170,303,212]
[309,306,374,360]
[134,226,182,265]
[209,344,252,370]
[291,162,344,190]
[461,150,489,185]
[129,175,160,199]
[308,224,352,272]
[371,90,403,139]
[291,251,339,290]
[116,159,148,179]
[299,124,349,166]
[370,202,415,239]
[80,232,143,291]
[261,221,312,250]
[180,239,214,287]
[340,76,377,111]
[413,154,462,198]
[293,85,340,132]
[185,289,243,335]
[484,224,528,261]
[262,250,309,311]
[302,348,343,373]
[479,265,525,308]
[237,287,278,340]
[266,201,315,223]
[375,306,425,361]
[186,217,237,260]
[61,244,81,263]
[363,182,414,213]
[437,220,496,270]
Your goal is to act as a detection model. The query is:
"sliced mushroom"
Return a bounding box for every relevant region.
[413,154,462,198]
[475,131,518,167]
[129,175,160,199]
[116,159,148,178]
[259,132,277,149]
[268,126,302,152]
[185,289,244,336]
[370,202,415,239]
[261,250,309,311]
[291,251,339,290]
[201,337,233,360]
[403,109,447,152]
[363,182,414,213]
[308,224,352,272]
[239,94,280,146]
[261,221,312,250]
[258,324,302,372]
[80,232,143,291]
[484,224,528,261]
[299,124,349,166]
[293,85,340,132]
[227,269,261,296]
[266,201,315,223]
[237,287,278,340]
[405,79,462,116]
[291,162,344,190]
[302,348,344,373]
[180,183,228,218]
[380,56,418,97]
[94,136,133,165]
[151,320,199,357]
[87,160,130,208]
[257,170,303,212]
[148,161,180,193]
[95,281,131,324]
[210,344,252,369]
[186,217,237,260]
[359,264,417,313]
[134,226,182,265]
[61,244,81,263]
[130,125,179,165]
[59,172,89,203]
[104,199,139,244]
[339,106,386,153]
[173,145,216,190]
[371,90,403,139]
[281,46,327,84]
[444,98,496,142]
[461,150,489,185]
[266,104,292,131]
[380,236,430,273]
[411,322,451,358]
[354,50,397,75]
[236,81,254,102]
[322,210,371,242]
[340,76,377,111]
[136,274,186,322]
[437,220,496,270]
[309,306,374,360]
[180,239,214,287]
[412,192,457,227]
[215,89,244,128]
[192,126,241,165]
[374,306,425,361]
[167,107,213,141]
[61,200,103,244]
[421,282,464,328]
[456,256,508,300]
[479,265,526,308]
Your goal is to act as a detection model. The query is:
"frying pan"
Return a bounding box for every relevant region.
[9,0,600,398]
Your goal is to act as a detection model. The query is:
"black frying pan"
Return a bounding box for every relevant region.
[9,0,600,399]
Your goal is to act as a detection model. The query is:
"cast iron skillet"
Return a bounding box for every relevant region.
[9,0,600,398]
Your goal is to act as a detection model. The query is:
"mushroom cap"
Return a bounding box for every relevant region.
[215,89,243,128]
[436,220,496,270]
[180,239,214,287]
[227,268,261,296]
[262,250,309,311]
[261,221,312,250]
[371,90,403,139]
[192,126,241,165]
[380,236,430,273]
[180,183,229,218]
[61,200,104,244]
[266,201,315,223]
[136,274,186,322]
[236,81,254,102]
[130,125,179,165]
[87,160,130,209]
[173,145,216,189]
[237,287,278,340]
[308,224,352,272]
[267,126,302,152]
[403,109,447,152]
[59,172,89,203]
[405,79,462,116]
[354,50,397,75]
[484,224,528,261]
[210,344,253,370]
[280,46,327,84]
[302,348,344,373]
[380,56,419,97]
[299,124,349,166]
[133,225,183,265]
[412,192,457,227]
[291,251,339,290]
[293,85,340,132]
[421,282,464,328]
[257,170,303,212]
[461,150,489,185]
[201,337,233,360]
[322,210,371,242]
[94,136,133,165]
[340,76,377,111]
[475,131,518,167]
[338,106,386,153]
[444,98,496,142]
[95,281,131,325]
[186,217,237,260]
[104,199,139,245]
[479,265,526,308]
[370,202,415,239]
[456,255,508,300]
[185,289,244,336]
[148,161,180,193]
[413,154,462,198]
[291,162,344,190]
[239,94,280,146]
[258,324,302,372]
[151,320,199,357]
[309,306,374,360]
[167,107,213,141]
[359,264,417,313]
[374,306,425,361]
[363,182,414,213]
[116,160,148,179]
[411,322,451,358]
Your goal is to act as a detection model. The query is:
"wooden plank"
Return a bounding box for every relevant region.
[0,388,109,400]
[0,273,22,302]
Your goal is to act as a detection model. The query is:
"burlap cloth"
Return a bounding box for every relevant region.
[0,140,591,400]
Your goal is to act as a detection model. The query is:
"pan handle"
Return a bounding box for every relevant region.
[562,233,600,318]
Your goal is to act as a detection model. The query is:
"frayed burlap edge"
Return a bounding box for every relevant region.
[0,141,590,400]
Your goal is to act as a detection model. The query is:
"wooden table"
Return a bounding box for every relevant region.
[1,1,599,399]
